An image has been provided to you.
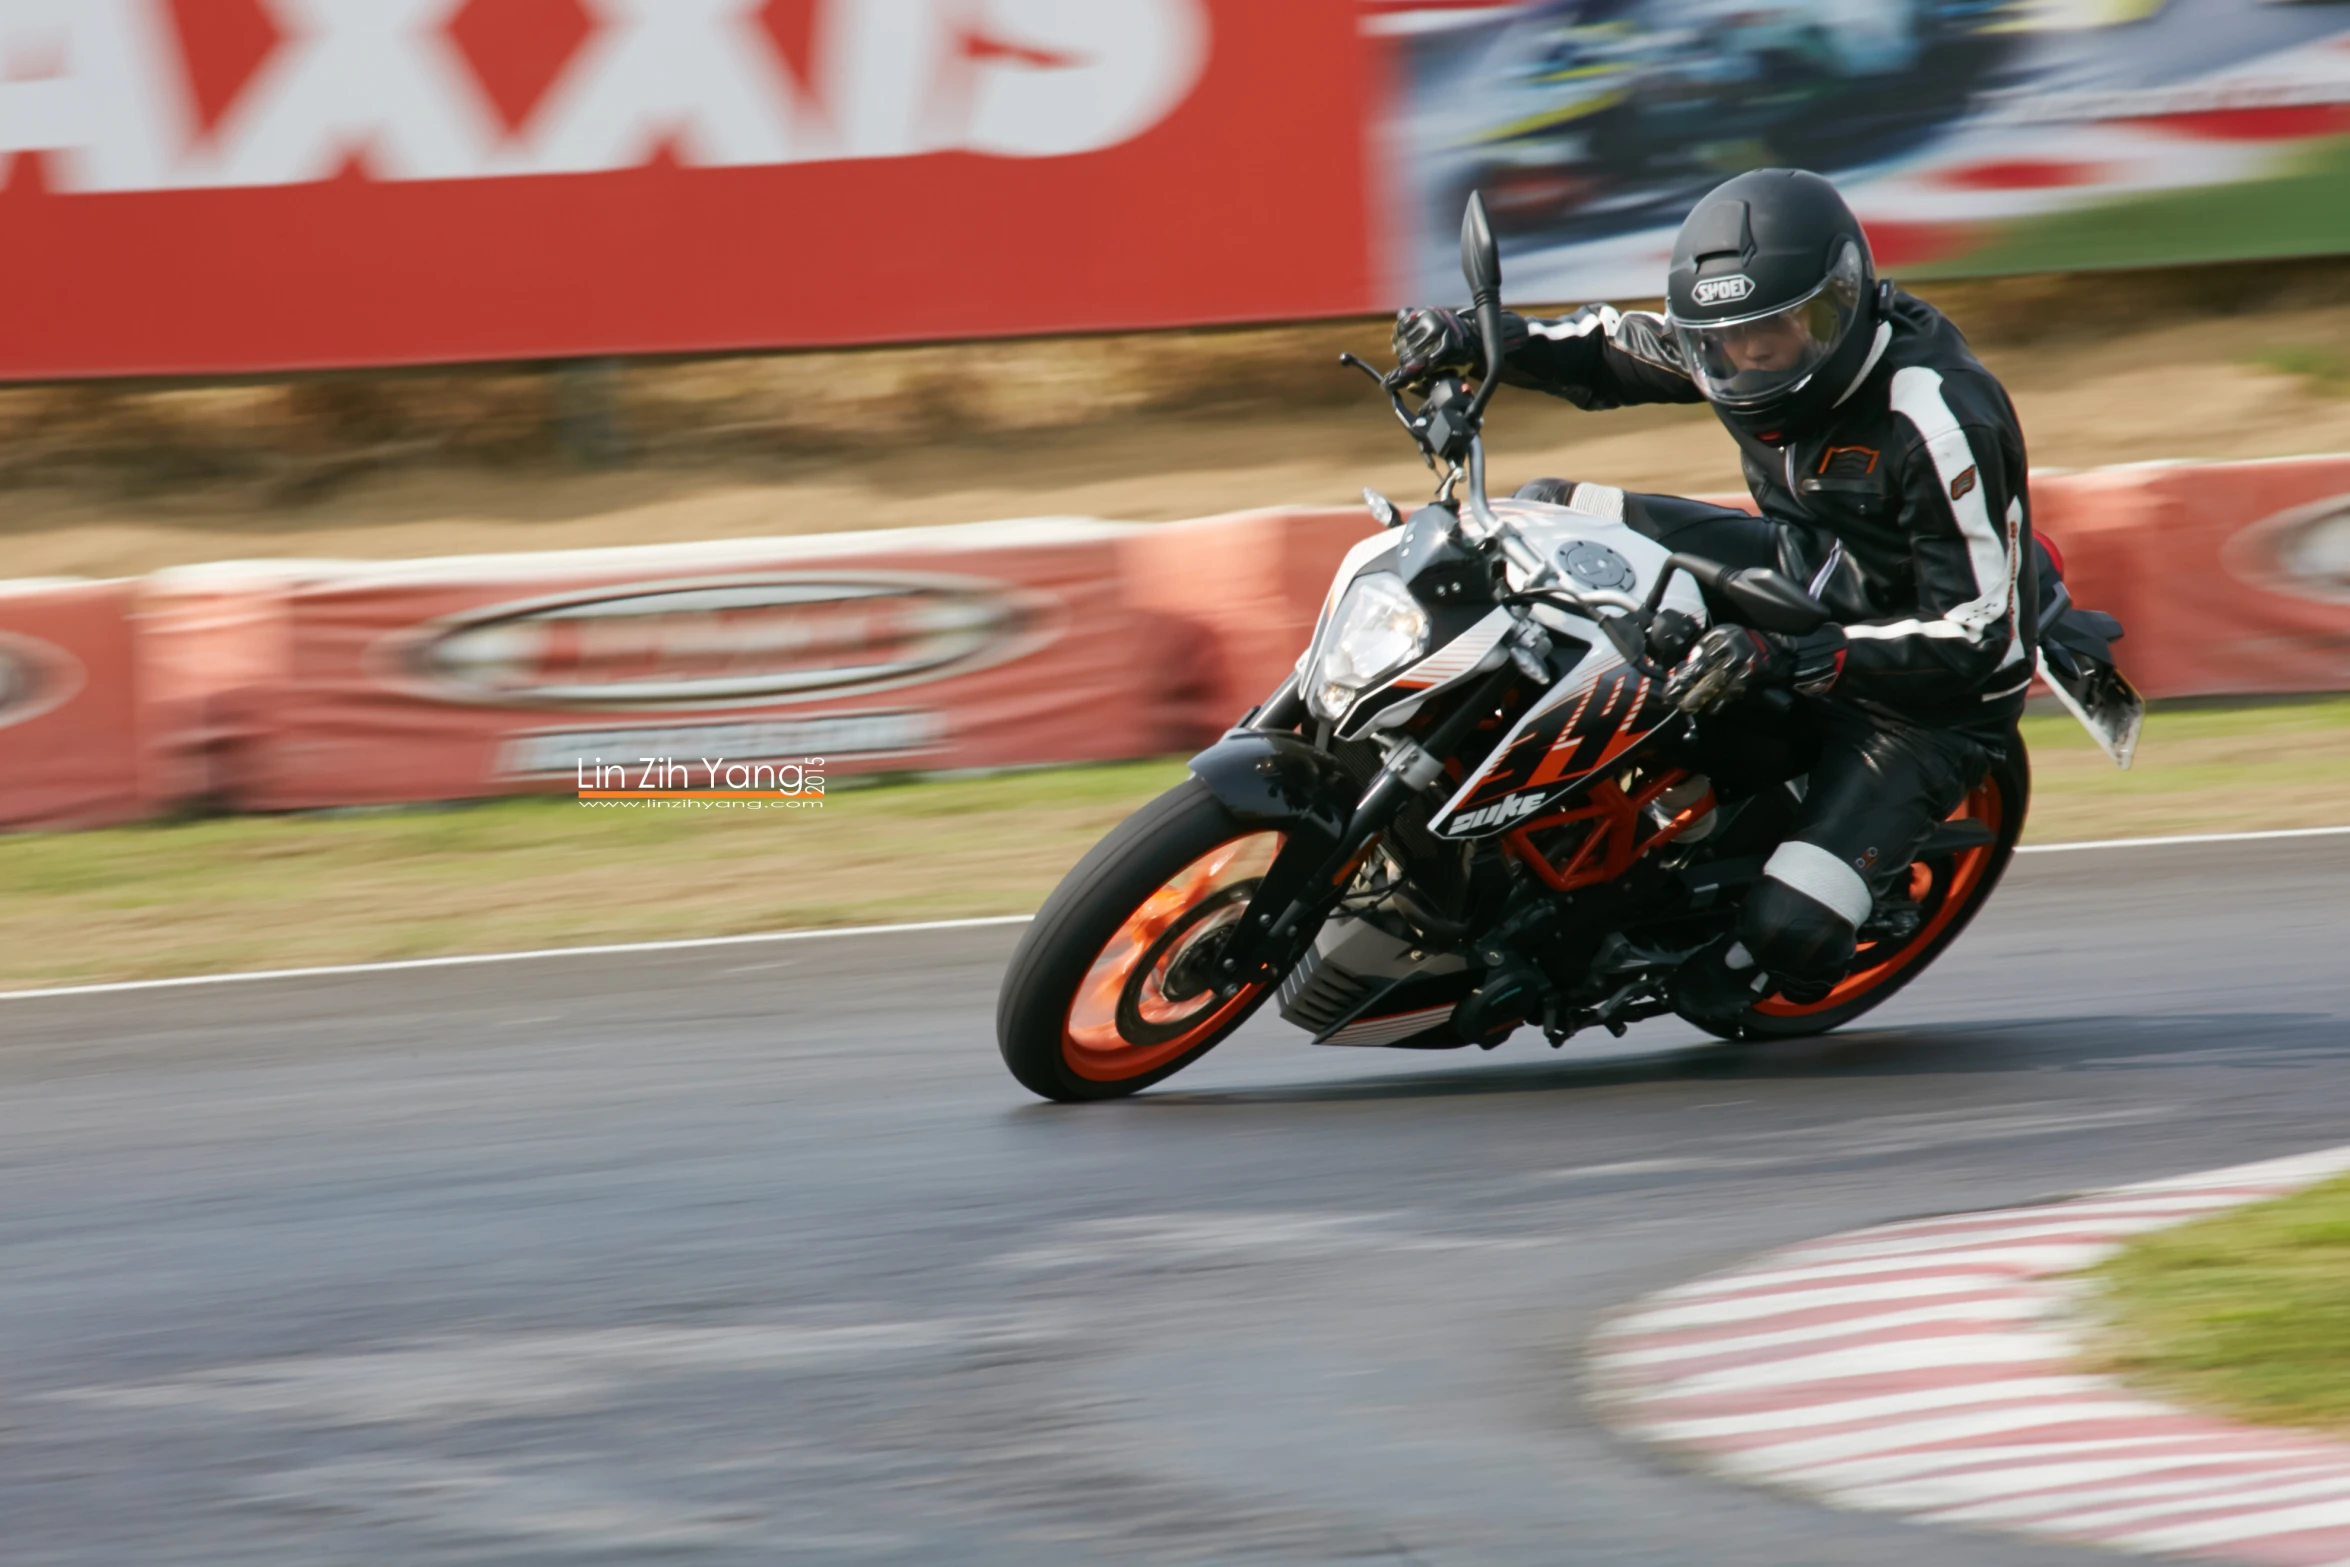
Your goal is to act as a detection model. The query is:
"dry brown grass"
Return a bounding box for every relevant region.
[12,259,2350,579]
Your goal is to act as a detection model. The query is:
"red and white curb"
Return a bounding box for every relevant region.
[1591,1147,2350,1564]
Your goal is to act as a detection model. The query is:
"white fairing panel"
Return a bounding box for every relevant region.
[1427,499,1709,836]
[1487,497,1704,619]
[1335,607,1513,739]
[1300,498,1706,745]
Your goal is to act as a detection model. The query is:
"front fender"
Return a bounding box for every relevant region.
[1187,730,1355,854]
[1189,732,1364,984]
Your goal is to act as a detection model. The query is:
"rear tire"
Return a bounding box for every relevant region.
[997,779,1286,1102]
[1701,746,2028,1042]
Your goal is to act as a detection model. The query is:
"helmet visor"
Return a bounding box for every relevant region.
[1672,240,1865,412]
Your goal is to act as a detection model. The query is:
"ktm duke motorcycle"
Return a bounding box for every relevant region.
[997,196,2140,1103]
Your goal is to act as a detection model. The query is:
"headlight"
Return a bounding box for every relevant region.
[1307,573,1429,722]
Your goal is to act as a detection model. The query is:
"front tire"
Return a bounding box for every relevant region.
[1706,746,2029,1042]
[998,779,1286,1102]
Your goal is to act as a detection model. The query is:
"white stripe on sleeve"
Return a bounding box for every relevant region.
[1529,307,1618,341]
[1887,366,2017,647]
[1843,618,1975,642]
[1996,496,2026,668]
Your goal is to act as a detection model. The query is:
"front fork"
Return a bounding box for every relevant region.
[1192,668,1512,998]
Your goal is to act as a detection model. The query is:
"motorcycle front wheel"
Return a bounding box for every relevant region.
[997,780,1287,1102]
[1709,745,2029,1042]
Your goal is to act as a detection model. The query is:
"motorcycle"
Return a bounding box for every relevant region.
[996,195,2140,1103]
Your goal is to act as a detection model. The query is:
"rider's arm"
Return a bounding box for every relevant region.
[1791,368,2031,708]
[1502,306,1708,409]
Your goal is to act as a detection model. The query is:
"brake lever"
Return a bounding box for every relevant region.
[1595,612,1675,682]
[1340,353,1443,462]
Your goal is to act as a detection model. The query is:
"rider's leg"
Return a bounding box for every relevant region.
[1623,492,1781,571]
[1738,711,1994,994]
[1677,710,1991,1024]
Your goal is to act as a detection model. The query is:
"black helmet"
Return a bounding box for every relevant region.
[1665,169,1881,443]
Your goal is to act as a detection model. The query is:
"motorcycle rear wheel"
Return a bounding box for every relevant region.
[1702,746,2029,1042]
[997,779,1285,1102]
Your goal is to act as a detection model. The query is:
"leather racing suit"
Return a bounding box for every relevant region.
[1494,286,2037,991]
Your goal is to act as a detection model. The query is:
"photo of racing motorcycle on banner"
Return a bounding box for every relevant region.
[999,191,2140,1101]
[1384,0,2350,299]
[1442,0,2018,246]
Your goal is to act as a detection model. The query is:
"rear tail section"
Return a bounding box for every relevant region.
[2033,535,2142,768]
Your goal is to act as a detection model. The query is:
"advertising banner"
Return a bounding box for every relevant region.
[135,521,1184,813]
[1375,0,2350,304]
[8,2,2350,375]
[0,0,1371,377]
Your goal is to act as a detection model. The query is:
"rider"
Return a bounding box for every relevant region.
[1392,167,2034,1027]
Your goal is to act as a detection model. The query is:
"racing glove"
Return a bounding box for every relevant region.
[1391,306,1532,382]
[1667,627,1785,715]
[1666,627,1848,714]
[1391,306,1479,380]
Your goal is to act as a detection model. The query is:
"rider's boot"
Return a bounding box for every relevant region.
[1678,868,1860,1028]
[1672,936,1771,1030]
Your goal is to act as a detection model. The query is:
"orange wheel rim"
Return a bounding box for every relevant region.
[1063,832,1284,1082]
[1753,777,2002,1019]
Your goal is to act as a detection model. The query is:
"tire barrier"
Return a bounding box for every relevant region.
[1117,506,1383,739]
[134,521,1175,814]
[0,461,2337,828]
[0,579,143,830]
[2033,458,2350,700]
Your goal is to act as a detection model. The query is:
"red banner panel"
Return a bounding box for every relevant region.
[1117,506,1382,742]
[135,521,1177,813]
[2035,460,2350,699]
[0,580,144,830]
[0,0,1372,377]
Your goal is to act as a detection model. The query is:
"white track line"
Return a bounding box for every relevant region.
[2015,824,2350,854]
[1593,1146,2350,1565]
[0,915,1038,1002]
[0,822,2338,1005]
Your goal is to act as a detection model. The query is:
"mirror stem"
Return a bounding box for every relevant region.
[1465,294,1505,426]
[1462,437,1546,586]
[1462,438,1498,536]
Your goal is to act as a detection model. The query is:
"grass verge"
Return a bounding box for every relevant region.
[1946,138,2350,277]
[2018,696,2350,844]
[2084,1173,2350,1435]
[0,698,2338,992]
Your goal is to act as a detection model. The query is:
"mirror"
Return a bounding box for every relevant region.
[1720,568,1834,634]
[1458,191,1506,424]
[1460,190,1501,304]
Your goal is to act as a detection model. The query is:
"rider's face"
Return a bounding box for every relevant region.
[1720,311,1814,373]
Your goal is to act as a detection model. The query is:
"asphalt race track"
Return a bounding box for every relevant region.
[4,836,2346,1566]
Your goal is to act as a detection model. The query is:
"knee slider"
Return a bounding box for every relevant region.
[1738,878,1857,983]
